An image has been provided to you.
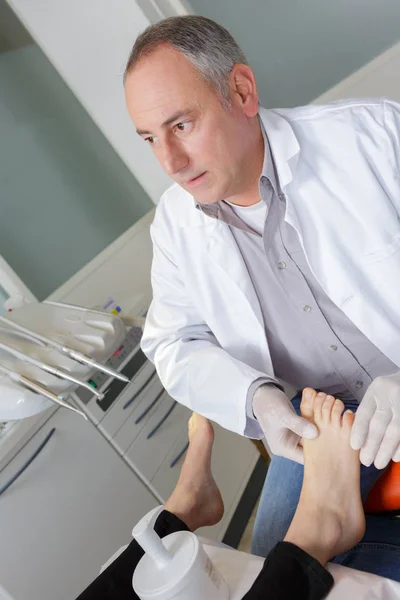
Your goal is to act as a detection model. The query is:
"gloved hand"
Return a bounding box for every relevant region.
[351,371,400,469]
[252,384,318,463]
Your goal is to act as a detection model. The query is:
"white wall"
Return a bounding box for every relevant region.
[314,41,400,103]
[5,0,173,204]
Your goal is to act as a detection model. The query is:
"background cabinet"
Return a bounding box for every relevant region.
[0,409,158,600]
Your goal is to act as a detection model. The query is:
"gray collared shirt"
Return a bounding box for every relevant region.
[196,120,397,416]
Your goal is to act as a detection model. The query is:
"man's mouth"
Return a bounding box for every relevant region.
[185,172,207,187]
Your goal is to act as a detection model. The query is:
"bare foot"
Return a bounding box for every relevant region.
[284,388,366,565]
[164,413,224,531]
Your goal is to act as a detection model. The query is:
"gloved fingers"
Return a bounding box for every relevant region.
[350,395,376,450]
[392,442,400,463]
[283,411,318,439]
[374,418,400,469]
[359,409,393,467]
[278,429,304,464]
[284,443,304,465]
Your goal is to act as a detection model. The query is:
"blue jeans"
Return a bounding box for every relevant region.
[252,393,400,581]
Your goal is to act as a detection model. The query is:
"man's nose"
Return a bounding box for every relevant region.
[161,140,189,176]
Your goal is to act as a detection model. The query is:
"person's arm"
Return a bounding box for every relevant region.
[142,212,317,454]
[349,99,400,469]
[141,217,268,437]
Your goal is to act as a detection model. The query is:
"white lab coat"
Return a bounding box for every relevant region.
[141,98,400,439]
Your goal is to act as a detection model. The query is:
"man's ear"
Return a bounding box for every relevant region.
[229,63,259,117]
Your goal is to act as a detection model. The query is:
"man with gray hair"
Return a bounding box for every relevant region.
[124,15,400,572]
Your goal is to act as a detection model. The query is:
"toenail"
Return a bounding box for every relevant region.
[317,392,325,397]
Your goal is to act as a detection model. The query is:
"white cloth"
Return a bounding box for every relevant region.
[142,98,400,438]
[202,540,400,600]
[102,538,400,599]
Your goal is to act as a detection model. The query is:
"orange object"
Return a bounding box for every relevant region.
[364,461,400,513]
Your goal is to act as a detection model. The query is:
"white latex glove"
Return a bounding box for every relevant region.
[351,372,400,469]
[252,384,318,463]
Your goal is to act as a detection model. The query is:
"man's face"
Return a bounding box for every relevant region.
[125,45,258,205]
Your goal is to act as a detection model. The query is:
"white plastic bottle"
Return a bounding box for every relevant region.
[132,506,230,600]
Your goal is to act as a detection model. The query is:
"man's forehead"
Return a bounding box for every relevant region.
[129,80,200,128]
[129,45,198,84]
[125,46,221,134]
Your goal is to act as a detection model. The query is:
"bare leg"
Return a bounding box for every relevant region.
[164,413,224,531]
[284,389,366,566]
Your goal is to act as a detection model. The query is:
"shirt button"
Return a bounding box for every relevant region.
[278,262,287,270]
[303,305,312,312]
[356,381,364,389]
[329,345,338,351]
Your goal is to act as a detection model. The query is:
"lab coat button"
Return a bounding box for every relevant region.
[329,345,338,351]
[278,262,287,270]
[356,381,364,389]
[303,305,312,312]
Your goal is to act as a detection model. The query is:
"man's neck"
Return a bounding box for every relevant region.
[225,124,265,207]
[224,175,262,207]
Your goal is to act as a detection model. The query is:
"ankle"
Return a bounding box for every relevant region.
[284,524,336,566]
[284,533,331,566]
[164,487,197,529]
[284,504,342,566]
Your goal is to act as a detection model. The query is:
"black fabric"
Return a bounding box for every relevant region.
[76,512,333,600]
[242,541,334,600]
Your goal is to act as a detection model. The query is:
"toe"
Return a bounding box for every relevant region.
[188,414,196,442]
[332,398,345,425]
[188,413,203,442]
[342,409,355,431]
[301,388,317,420]
[313,392,327,423]
[321,395,336,423]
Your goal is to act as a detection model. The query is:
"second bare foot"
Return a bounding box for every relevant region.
[164,413,224,531]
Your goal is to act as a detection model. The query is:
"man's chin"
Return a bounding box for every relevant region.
[190,188,222,205]
[178,178,222,204]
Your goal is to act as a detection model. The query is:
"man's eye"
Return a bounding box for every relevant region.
[145,136,155,144]
[175,122,189,132]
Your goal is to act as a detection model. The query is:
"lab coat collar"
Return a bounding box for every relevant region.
[258,107,300,190]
